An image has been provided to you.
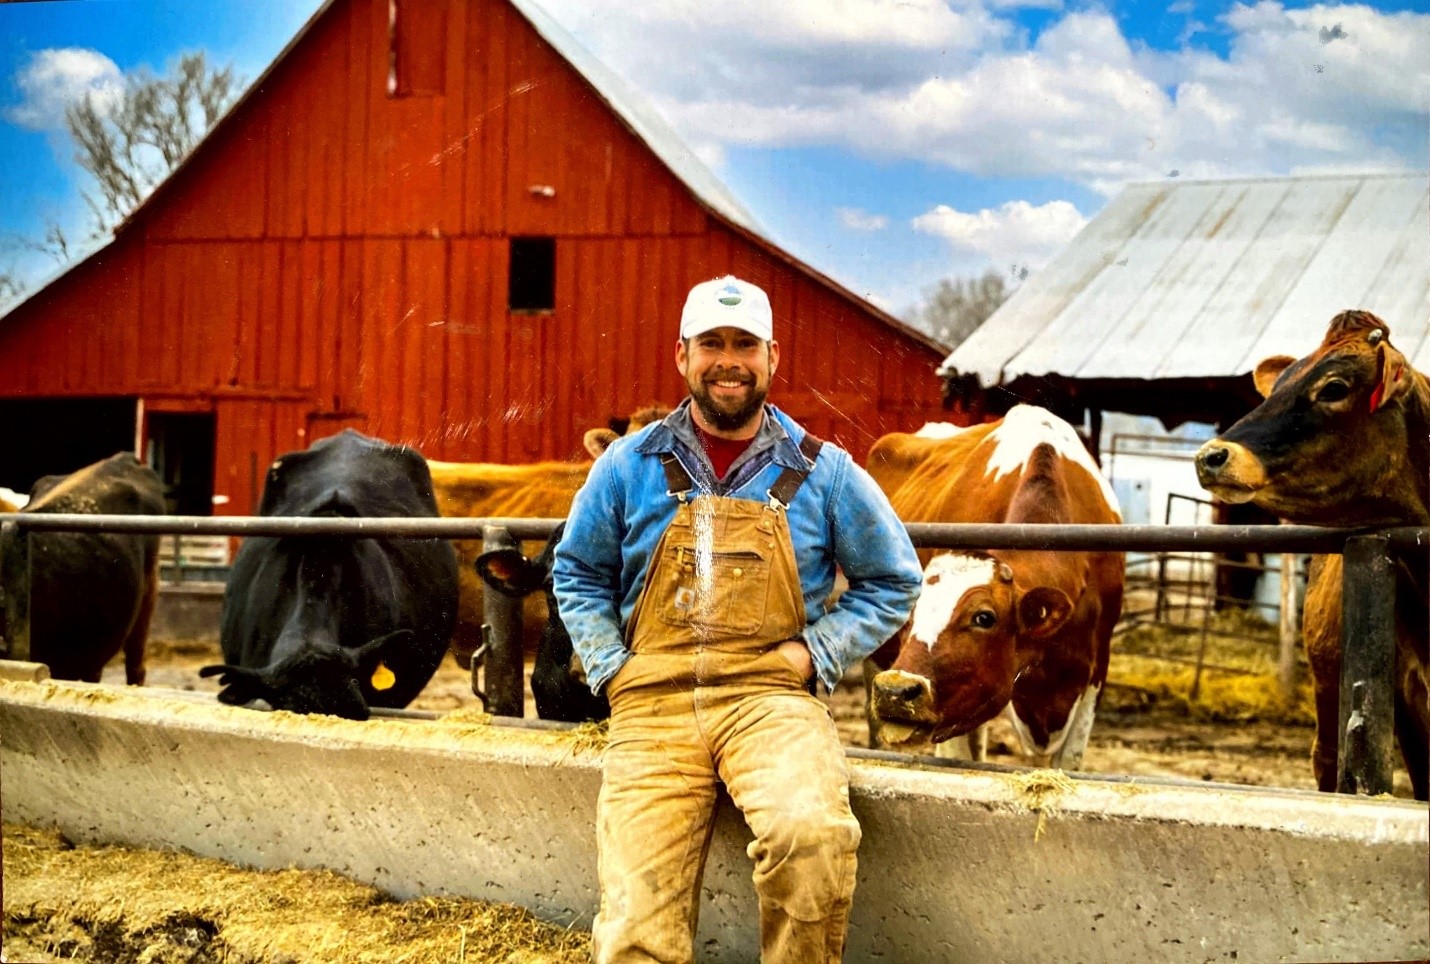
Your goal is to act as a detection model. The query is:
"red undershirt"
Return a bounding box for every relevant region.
[693,424,755,480]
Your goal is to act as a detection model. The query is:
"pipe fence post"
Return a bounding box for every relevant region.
[1277,553,1298,700]
[1337,534,1396,796]
[480,524,525,718]
[1,522,32,663]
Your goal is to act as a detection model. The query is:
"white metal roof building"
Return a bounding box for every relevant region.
[940,172,1429,429]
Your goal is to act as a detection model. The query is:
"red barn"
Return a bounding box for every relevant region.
[0,0,948,517]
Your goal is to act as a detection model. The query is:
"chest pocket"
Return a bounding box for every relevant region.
[653,541,770,637]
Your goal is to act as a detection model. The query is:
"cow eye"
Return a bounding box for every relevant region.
[972,610,997,629]
[1317,380,1350,403]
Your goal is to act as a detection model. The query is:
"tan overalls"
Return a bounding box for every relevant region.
[593,441,860,964]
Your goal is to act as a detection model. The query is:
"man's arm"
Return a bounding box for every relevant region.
[801,455,922,692]
[551,455,631,694]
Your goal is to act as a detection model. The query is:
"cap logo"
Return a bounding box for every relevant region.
[717,285,743,307]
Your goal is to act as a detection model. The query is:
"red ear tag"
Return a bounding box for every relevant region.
[1369,382,1385,412]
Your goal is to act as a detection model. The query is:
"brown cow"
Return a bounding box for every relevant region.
[429,406,669,666]
[1195,310,1428,800]
[866,407,1124,769]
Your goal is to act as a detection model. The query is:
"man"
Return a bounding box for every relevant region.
[553,275,922,962]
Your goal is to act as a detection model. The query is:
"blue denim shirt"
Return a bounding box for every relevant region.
[552,401,921,694]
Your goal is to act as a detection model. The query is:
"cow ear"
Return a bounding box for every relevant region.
[355,629,413,662]
[200,663,270,706]
[1370,341,1411,412]
[583,427,619,459]
[1252,356,1296,398]
[475,549,541,597]
[1017,587,1073,640]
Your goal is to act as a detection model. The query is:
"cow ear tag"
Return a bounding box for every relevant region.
[371,662,396,691]
[997,563,1014,583]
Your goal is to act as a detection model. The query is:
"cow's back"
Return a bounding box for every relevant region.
[3,453,164,680]
[868,422,1002,525]
[427,458,595,664]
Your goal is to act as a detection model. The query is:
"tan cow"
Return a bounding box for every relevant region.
[1195,310,1427,800]
[429,406,668,665]
[866,406,1124,769]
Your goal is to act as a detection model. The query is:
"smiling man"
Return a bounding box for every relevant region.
[553,275,921,962]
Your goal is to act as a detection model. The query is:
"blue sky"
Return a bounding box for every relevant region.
[3,0,1427,315]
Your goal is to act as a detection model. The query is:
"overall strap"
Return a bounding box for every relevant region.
[768,433,824,508]
[660,452,694,498]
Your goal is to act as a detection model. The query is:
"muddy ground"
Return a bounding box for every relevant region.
[102,635,1334,793]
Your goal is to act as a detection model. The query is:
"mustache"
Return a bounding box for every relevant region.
[703,368,753,384]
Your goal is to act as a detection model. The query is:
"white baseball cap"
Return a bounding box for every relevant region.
[680,275,773,342]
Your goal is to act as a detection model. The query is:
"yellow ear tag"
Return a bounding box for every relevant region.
[371,662,396,691]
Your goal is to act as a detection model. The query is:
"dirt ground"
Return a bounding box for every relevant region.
[106,634,1334,793]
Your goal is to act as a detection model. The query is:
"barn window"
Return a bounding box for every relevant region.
[388,0,448,97]
[509,237,556,312]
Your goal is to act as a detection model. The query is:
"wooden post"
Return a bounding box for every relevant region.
[480,524,524,718]
[1337,535,1396,796]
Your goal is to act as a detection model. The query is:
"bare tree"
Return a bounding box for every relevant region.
[909,269,1010,348]
[65,51,239,238]
[0,271,24,312]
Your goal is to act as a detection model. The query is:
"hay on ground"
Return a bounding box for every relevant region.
[3,824,589,964]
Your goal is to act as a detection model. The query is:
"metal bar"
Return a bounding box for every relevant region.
[1337,535,1398,796]
[1278,553,1298,700]
[6,513,1425,554]
[480,525,524,719]
[0,522,30,662]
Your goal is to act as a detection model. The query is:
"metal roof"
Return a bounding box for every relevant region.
[940,172,1430,386]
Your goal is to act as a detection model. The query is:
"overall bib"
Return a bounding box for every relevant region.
[593,439,860,964]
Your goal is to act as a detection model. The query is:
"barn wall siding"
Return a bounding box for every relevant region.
[0,0,947,508]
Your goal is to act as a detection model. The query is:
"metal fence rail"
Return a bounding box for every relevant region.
[3,514,1425,797]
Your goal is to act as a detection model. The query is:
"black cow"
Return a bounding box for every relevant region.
[1,452,164,684]
[202,430,458,720]
[475,522,609,723]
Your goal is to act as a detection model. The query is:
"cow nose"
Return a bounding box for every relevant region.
[885,680,925,702]
[1197,444,1230,472]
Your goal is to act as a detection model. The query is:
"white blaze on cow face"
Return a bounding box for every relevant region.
[983,405,1121,518]
[911,553,997,651]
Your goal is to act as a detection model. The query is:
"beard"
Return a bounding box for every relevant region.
[689,369,768,432]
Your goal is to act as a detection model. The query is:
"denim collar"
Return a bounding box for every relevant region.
[635,398,810,475]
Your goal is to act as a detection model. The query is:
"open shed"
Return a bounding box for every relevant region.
[939,172,1429,438]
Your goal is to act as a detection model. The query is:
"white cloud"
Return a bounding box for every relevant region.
[6,48,123,130]
[836,207,889,231]
[913,199,1087,272]
[540,0,1429,193]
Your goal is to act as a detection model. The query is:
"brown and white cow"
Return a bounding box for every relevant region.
[1195,310,1428,800]
[866,405,1124,769]
[428,405,669,665]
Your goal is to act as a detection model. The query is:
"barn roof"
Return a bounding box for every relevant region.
[940,173,1430,389]
[508,0,758,235]
[5,0,944,356]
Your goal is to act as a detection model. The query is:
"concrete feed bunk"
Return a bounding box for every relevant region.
[1,679,1425,963]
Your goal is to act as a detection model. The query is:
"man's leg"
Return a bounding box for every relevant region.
[594,696,719,964]
[715,690,860,963]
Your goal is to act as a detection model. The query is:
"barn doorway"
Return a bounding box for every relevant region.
[146,412,216,516]
[0,397,138,495]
